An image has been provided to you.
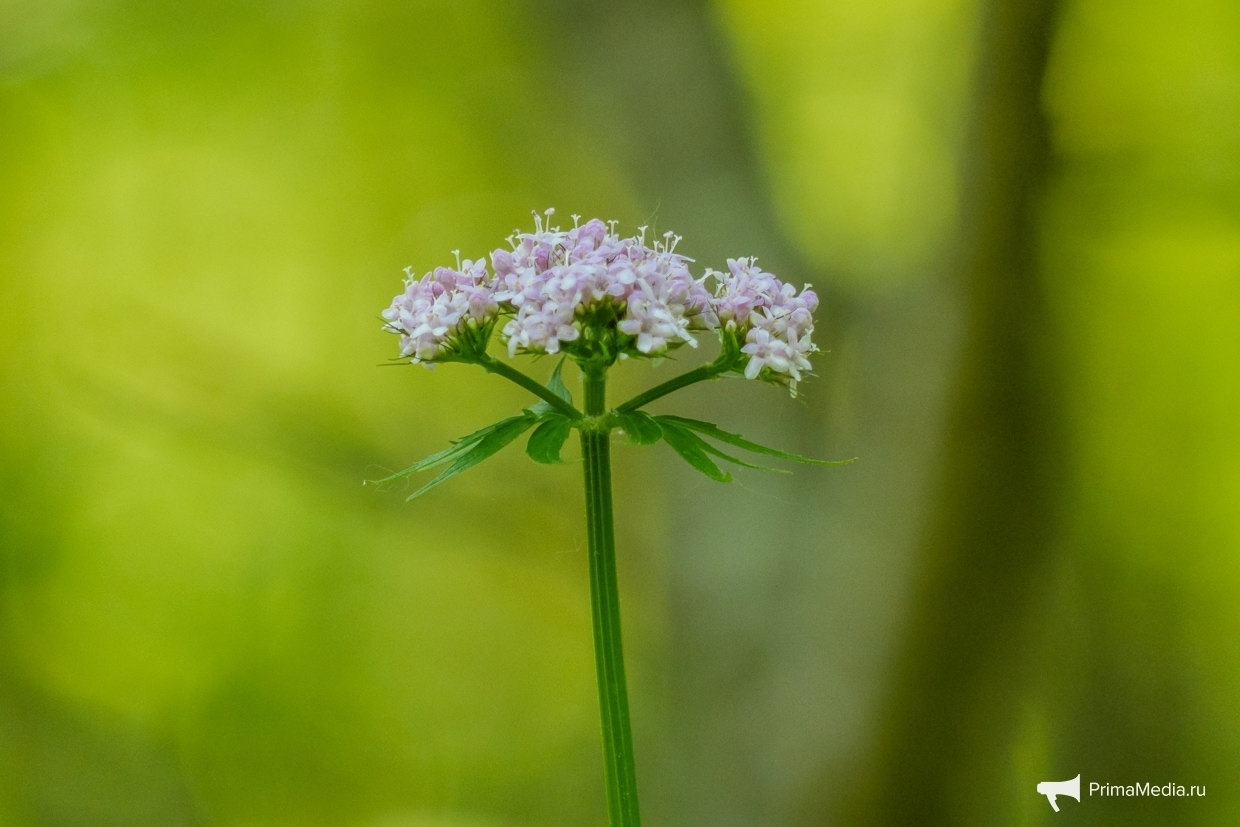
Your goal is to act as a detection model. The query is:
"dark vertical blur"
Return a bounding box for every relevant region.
[854,0,1064,822]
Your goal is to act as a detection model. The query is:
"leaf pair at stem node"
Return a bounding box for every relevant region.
[371,357,851,499]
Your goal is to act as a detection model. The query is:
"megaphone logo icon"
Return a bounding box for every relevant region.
[1036,774,1081,812]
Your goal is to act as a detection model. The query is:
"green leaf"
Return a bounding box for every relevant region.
[655,415,854,465]
[546,357,573,405]
[368,418,514,485]
[407,413,537,499]
[526,416,573,464]
[655,417,786,473]
[529,358,574,417]
[696,439,790,473]
[616,410,662,445]
[658,421,732,482]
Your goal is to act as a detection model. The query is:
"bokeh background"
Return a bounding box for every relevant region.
[2,0,1238,825]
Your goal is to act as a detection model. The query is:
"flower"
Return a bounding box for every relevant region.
[491,211,600,357]
[381,213,819,387]
[709,257,819,391]
[492,211,715,358]
[382,256,498,366]
[617,232,717,355]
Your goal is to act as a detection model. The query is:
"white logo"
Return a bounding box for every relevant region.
[1037,775,1081,812]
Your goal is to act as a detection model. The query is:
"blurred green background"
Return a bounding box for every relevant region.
[1,0,1237,825]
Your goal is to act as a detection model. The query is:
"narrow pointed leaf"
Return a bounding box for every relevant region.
[527,416,573,464]
[369,418,513,485]
[547,357,573,405]
[408,414,537,499]
[658,421,731,482]
[616,410,662,445]
[655,415,854,465]
[654,417,784,472]
[697,439,790,473]
[529,358,573,416]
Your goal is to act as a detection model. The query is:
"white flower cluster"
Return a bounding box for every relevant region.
[617,235,717,355]
[493,211,714,358]
[382,211,819,386]
[710,257,819,390]
[381,258,497,365]
[491,212,620,357]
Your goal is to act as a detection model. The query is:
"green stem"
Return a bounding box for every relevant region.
[581,368,642,826]
[616,355,732,413]
[478,355,582,419]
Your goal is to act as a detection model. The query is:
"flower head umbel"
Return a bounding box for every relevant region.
[382,255,498,366]
[709,257,819,392]
[380,210,820,391]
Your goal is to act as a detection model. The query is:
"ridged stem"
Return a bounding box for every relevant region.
[581,367,641,826]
